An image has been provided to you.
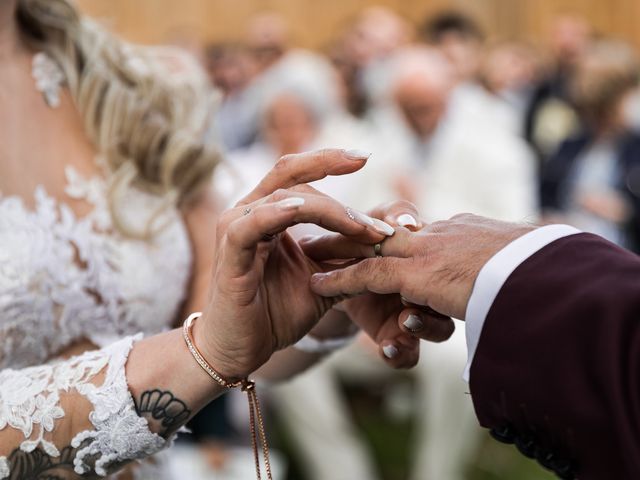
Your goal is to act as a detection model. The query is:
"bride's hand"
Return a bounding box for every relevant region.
[195,149,395,380]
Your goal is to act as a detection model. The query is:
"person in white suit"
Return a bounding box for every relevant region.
[359,47,538,480]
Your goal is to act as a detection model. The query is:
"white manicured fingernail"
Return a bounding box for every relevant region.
[403,314,423,332]
[383,344,399,359]
[397,214,418,228]
[343,149,371,160]
[277,197,305,210]
[346,207,375,227]
[372,218,395,236]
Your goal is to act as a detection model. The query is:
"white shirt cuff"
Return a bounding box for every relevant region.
[463,225,581,382]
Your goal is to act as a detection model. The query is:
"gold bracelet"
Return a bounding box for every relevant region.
[182,312,272,480]
[182,312,244,388]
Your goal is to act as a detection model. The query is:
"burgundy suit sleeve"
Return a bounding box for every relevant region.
[469,233,640,479]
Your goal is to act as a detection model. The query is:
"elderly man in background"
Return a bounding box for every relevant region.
[205,11,330,155]
[357,46,538,480]
[362,47,537,219]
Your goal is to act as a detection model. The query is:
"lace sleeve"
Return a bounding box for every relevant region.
[0,334,171,478]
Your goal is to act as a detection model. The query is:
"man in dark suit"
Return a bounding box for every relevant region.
[302,213,640,479]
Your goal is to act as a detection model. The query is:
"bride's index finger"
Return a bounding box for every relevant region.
[222,193,395,276]
[236,148,370,206]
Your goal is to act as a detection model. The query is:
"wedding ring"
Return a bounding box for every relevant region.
[374,242,384,257]
[243,207,252,216]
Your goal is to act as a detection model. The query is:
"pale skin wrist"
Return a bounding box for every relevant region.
[194,307,267,382]
[125,328,227,436]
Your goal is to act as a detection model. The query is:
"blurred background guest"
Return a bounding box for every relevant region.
[420,11,484,85]
[204,42,259,151]
[362,46,537,220]
[246,12,291,73]
[525,14,593,167]
[364,45,537,480]
[480,41,545,135]
[418,12,488,121]
[345,7,412,117]
[541,40,640,252]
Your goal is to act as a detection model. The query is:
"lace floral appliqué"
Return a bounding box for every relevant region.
[0,166,192,369]
[0,335,169,478]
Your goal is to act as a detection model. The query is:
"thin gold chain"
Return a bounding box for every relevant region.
[182,312,273,480]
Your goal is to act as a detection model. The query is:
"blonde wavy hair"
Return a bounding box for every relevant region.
[16,0,221,236]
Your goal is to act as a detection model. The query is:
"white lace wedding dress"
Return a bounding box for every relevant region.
[0,53,193,478]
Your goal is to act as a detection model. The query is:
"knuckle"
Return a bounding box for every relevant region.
[217,210,234,232]
[225,224,241,245]
[277,154,307,184]
[394,227,414,245]
[253,209,272,233]
[407,234,428,256]
[450,212,475,222]
[276,154,293,170]
[349,258,378,285]
[317,148,334,162]
[371,200,396,215]
[355,258,377,277]
[392,199,419,213]
[327,270,343,283]
[271,188,290,201]
[428,220,451,234]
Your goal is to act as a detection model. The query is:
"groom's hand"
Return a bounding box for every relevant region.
[303,214,535,322]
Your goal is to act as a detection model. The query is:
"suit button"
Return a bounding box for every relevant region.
[535,451,575,480]
[514,435,537,458]
[490,425,516,444]
[552,459,575,480]
[535,449,556,470]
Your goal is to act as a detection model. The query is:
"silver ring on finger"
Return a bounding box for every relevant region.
[374,240,385,257]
